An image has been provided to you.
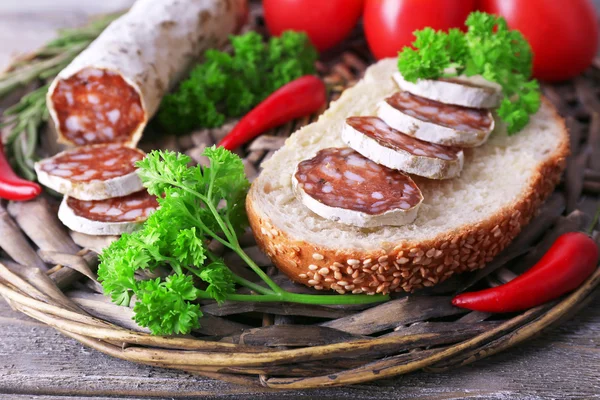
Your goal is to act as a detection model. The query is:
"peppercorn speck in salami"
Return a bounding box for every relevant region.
[34,144,145,201]
[50,68,145,146]
[343,116,464,179]
[378,91,495,147]
[58,190,158,235]
[292,148,423,227]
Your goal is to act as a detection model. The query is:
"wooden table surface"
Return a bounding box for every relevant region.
[1,3,600,399]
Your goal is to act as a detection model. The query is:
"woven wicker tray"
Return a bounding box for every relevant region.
[0,12,599,390]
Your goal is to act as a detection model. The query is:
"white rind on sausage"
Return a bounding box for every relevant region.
[292,148,423,228]
[377,92,495,148]
[34,144,144,200]
[393,72,502,109]
[58,193,157,235]
[341,117,464,180]
[47,0,244,147]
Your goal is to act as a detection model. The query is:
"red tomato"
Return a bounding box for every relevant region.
[478,0,599,81]
[263,0,363,52]
[364,0,476,60]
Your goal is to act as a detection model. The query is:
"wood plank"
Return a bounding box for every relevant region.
[1,297,599,398]
[321,296,467,335]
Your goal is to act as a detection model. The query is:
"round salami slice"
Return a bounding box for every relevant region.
[377,91,495,148]
[342,116,464,180]
[292,148,423,228]
[34,144,145,200]
[58,190,158,235]
[49,68,145,146]
[393,72,502,109]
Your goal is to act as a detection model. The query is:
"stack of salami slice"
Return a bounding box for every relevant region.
[293,72,500,228]
[34,69,159,236]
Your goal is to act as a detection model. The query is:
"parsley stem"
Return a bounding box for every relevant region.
[184,263,273,296]
[235,247,284,294]
[198,292,390,305]
[279,292,389,305]
[172,181,238,247]
[151,176,283,294]
[231,274,275,296]
[197,291,388,304]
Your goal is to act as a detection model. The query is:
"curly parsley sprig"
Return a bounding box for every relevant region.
[397,12,541,134]
[157,31,318,134]
[97,147,388,336]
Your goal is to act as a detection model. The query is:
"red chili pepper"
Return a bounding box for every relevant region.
[218,75,327,150]
[452,232,599,313]
[0,142,42,201]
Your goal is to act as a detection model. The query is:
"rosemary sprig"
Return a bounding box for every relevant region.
[0,12,122,178]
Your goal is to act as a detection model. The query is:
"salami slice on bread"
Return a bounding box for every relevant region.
[392,72,502,109]
[247,58,569,295]
[377,91,495,148]
[342,116,464,179]
[292,148,423,227]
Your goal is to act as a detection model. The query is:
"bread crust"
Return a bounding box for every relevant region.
[247,99,569,295]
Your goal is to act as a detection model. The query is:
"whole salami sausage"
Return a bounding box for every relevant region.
[47,0,246,147]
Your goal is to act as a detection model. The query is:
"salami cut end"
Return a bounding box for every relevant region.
[378,91,495,148]
[342,116,464,180]
[34,144,145,200]
[393,72,502,109]
[48,68,145,147]
[292,148,423,228]
[58,190,158,235]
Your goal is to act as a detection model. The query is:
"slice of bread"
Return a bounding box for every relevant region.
[247,58,569,295]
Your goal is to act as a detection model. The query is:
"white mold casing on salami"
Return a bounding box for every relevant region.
[392,72,502,109]
[58,191,159,235]
[34,144,145,200]
[46,0,244,147]
[377,91,495,148]
[292,148,423,228]
[342,116,464,180]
